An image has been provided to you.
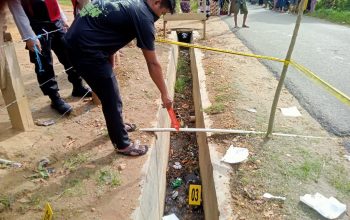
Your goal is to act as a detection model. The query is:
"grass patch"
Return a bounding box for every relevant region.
[327,164,350,195]
[310,9,350,25]
[175,75,190,93]
[28,194,44,208]
[177,56,190,74]
[191,0,199,12]
[62,178,85,197]
[0,195,12,209]
[98,168,121,187]
[289,159,323,181]
[214,93,230,102]
[204,103,225,114]
[63,153,89,171]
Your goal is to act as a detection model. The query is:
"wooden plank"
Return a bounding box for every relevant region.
[163,13,206,21]
[1,40,34,131]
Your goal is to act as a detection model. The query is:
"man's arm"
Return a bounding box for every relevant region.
[142,49,172,109]
[7,0,41,51]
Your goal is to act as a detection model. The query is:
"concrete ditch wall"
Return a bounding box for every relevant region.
[134,31,233,220]
[192,47,235,220]
[133,32,178,220]
[190,47,220,220]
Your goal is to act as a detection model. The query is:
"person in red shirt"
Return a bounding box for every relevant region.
[8,0,92,115]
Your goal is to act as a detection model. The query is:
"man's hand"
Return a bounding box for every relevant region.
[161,94,173,109]
[25,39,41,52]
[62,21,70,32]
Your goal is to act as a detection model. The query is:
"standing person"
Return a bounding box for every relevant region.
[64,0,175,156]
[309,0,317,12]
[8,0,91,115]
[231,0,249,28]
[276,0,286,12]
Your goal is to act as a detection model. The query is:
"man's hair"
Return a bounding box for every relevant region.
[160,0,175,14]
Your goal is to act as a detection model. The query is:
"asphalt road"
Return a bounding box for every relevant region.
[222,5,350,136]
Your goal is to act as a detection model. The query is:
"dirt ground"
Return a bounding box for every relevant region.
[1,5,349,220]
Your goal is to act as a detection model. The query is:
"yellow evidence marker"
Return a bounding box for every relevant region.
[42,202,53,220]
[188,184,202,206]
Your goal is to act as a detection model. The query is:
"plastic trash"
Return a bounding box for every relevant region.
[344,155,350,161]
[300,193,347,219]
[0,158,22,168]
[221,145,249,164]
[162,213,180,220]
[172,162,182,170]
[263,193,286,201]
[35,119,55,126]
[171,190,178,200]
[280,106,302,117]
[246,108,257,113]
[171,178,183,189]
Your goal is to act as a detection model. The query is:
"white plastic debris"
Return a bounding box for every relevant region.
[0,158,22,168]
[221,145,249,164]
[263,193,286,201]
[246,108,257,113]
[162,213,180,220]
[171,190,178,200]
[300,193,347,219]
[280,106,302,117]
[173,162,182,170]
[344,155,350,161]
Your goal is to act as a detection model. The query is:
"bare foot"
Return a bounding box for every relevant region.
[242,25,249,28]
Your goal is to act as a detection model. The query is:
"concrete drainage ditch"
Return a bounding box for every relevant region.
[133,30,231,220]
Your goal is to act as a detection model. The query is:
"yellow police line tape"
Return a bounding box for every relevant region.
[156,38,350,107]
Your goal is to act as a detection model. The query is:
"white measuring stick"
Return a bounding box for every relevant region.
[140,128,333,139]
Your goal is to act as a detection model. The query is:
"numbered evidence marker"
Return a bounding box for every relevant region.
[42,202,53,220]
[188,184,202,206]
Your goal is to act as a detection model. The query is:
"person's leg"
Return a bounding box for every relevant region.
[29,31,72,114]
[241,2,249,27]
[51,28,91,97]
[242,13,248,27]
[88,75,130,149]
[234,13,238,27]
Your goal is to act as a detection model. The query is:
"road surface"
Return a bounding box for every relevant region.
[222,5,350,136]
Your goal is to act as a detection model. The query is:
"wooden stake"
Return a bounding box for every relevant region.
[266,0,306,138]
[1,36,34,131]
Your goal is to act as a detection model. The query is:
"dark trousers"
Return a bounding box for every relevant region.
[72,60,130,149]
[29,21,83,97]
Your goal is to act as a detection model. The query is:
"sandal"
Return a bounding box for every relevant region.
[125,123,137,132]
[116,141,148,156]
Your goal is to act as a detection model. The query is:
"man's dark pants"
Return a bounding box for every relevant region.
[68,58,130,150]
[29,21,83,98]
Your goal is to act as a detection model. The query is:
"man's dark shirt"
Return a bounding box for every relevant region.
[65,0,159,65]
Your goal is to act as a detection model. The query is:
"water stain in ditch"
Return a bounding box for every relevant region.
[164,45,204,220]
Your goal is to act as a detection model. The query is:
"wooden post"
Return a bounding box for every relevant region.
[163,21,167,38]
[266,0,305,137]
[202,20,206,39]
[1,34,34,131]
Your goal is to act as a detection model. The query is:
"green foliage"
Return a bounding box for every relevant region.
[289,159,323,181]
[317,0,350,10]
[204,103,225,114]
[98,169,121,186]
[175,75,190,93]
[311,8,350,24]
[63,153,89,171]
[0,195,12,208]
[191,0,199,12]
[327,164,350,195]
